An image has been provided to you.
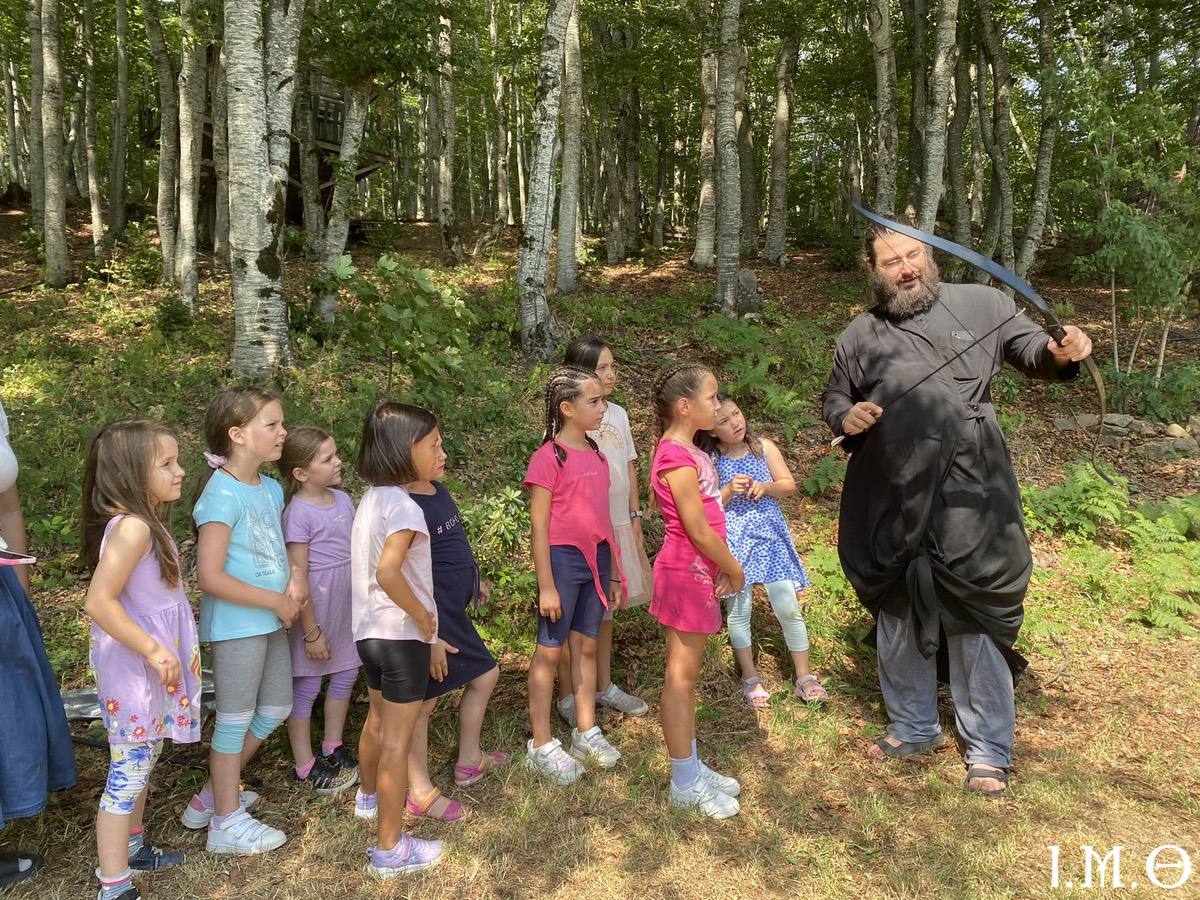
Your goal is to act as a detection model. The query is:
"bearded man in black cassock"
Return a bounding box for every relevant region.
[821,218,1094,796]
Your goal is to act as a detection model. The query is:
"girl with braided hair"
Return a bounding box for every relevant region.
[649,363,745,819]
[523,366,627,784]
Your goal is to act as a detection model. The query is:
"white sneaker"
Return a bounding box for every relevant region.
[698,759,741,797]
[524,738,585,785]
[669,775,741,819]
[569,726,621,768]
[597,682,649,716]
[556,694,577,728]
[180,790,260,830]
[205,809,287,855]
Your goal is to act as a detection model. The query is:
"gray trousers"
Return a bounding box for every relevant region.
[876,606,1015,768]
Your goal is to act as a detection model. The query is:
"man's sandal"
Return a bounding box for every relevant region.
[0,853,41,887]
[794,675,828,702]
[964,764,1009,797]
[871,733,946,758]
[454,750,510,788]
[741,676,770,709]
[406,788,470,822]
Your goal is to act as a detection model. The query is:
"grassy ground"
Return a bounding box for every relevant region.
[1,213,1198,898]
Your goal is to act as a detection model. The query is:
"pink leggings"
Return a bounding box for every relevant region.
[290,667,359,719]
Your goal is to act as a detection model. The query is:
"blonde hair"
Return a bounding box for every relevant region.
[277,426,333,500]
[82,419,181,586]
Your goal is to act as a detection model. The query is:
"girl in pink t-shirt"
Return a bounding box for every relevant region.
[523,366,625,785]
[649,363,745,820]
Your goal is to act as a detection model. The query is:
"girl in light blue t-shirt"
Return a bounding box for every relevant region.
[182,387,303,856]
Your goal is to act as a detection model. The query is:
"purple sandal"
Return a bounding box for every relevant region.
[453,750,509,787]
[741,676,770,709]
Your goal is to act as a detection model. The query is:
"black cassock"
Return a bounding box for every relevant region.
[821,282,1079,677]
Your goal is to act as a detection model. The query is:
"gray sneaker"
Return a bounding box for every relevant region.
[525,738,585,785]
[569,726,621,768]
[597,682,649,716]
[556,694,577,728]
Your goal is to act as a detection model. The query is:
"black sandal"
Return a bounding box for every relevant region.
[0,852,42,887]
[872,733,946,758]
[964,764,1010,797]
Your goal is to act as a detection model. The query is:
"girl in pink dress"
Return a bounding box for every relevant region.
[83,420,201,900]
[648,363,745,820]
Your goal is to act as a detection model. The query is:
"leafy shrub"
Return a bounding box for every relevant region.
[100,223,163,289]
[1022,465,1128,539]
[804,544,855,605]
[802,451,846,497]
[1105,364,1200,423]
[827,235,860,272]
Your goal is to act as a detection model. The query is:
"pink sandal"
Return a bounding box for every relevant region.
[741,676,770,709]
[405,788,470,822]
[453,750,509,788]
[795,675,828,702]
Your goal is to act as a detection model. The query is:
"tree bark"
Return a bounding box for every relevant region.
[969,61,984,227]
[555,3,582,292]
[946,18,972,251]
[82,0,104,250]
[65,86,84,204]
[106,0,128,238]
[652,101,667,250]
[40,0,70,286]
[615,26,640,253]
[226,0,305,381]
[690,28,717,269]
[488,0,511,225]
[318,86,369,321]
[437,16,464,265]
[915,0,959,231]
[295,61,323,259]
[1014,0,1057,279]
[516,0,573,357]
[210,48,229,264]
[592,21,624,263]
[514,84,528,224]
[26,0,45,230]
[714,0,741,316]
[426,68,440,218]
[140,0,179,282]
[175,0,205,310]
[763,33,797,267]
[2,54,20,185]
[734,41,757,256]
[976,0,1013,274]
[867,0,899,215]
[901,0,926,216]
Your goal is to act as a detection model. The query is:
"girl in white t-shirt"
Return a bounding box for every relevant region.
[350,402,445,880]
[555,337,653,724]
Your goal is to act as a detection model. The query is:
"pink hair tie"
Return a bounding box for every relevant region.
[203,452,228,470]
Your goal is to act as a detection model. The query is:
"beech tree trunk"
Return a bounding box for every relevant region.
[976,0,1014,274]
[902,0,927,216]
[175,0,205,310]
[438,17,464,265]
[946,19,973,252]
[488,0,511,225]
[555,3,583,292]
[65,87,83,204]
[615,26,641,253]
[82,0,104,250]
[295,62,323,259]
[141,0,179,282]
[915,0,960,231]
[26,0,44,230]
[690,34,717,269]
[714,0,741,315]
[762,33,797,267]
[1014,0,1057,279]
[2,54,20,185]
[226,0,305,380]
[592,21,624,263]
[40,0,70,286]
[514,84,528,224]
[516,0,574,357]
[106,0,128,238]
[210,49,229,264]
[318,86,369,321]
[867,0,899,215]
[735,42,757,256]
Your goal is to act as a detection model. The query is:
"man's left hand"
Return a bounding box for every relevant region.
[1048,325,1093,365]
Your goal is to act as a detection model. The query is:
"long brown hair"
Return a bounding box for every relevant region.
[647,362,712,511]
[193,386,281,507]
[542,366,601,465]
[277,426,333,500]
[82,419,181,586]
[696,392,763,458]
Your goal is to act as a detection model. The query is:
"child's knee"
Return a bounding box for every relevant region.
[474,665,500,691]
[99,742,159,814]
[248,704,291,741]
[212,710,254,754]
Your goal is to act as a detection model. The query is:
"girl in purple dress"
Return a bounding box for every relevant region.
[83,420,201,900]
[278,427,359,797]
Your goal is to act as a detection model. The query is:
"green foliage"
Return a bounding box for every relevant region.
[802,451,845,498]
[826,235,860,272]
[1105,364,1200,423]
[1021,465,1129,539]
[98,223,163,289]
[1127,542,1200,637]
[154,294,193,336]
[1136,496,1200,540]
[804,544,855,605]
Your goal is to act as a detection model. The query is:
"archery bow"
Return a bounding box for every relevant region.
[850,204,1114,485]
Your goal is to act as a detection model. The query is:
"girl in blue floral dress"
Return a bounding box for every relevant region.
[703,395,829,706]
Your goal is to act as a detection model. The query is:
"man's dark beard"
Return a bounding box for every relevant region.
[869,256,941,318]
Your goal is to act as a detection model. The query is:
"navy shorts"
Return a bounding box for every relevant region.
[537,543,611,648]
[356,639,431,703]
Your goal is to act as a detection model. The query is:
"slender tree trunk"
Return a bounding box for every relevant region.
[426,68,440,218]
[763,33,797,267]
[652,105,667,250]
[210,48,229,264]
[671,135,685,233]
[867,0,899,215]
[969,63,984,227]
[714,0,741,315]
[514,84,528,224]
[65,87,84,204]
[690,34,717,269]
[295,62,323,259]
[946,18,972,252]
[976,0,1013,273]
[915,0,959,230]
[734,42,757,256]
[175,0,205,310]
[615,26,640,253]
[488,0,510,225]
[106,0,128,238]
[437,17,464,265]
[27,0,45,230]
[480,93,494,221]
[555,3,582,291]
[141,0,179,282]
[1014,0,1057,279]
[516,0,573,357]
[226,0,305,380]
[2,54,20,185]
[465,101,476,224]
[40,0,70,285]
[318,86,369,321]
[82,0,104,250]
[591,21,624,263]
[902,0,926,216]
